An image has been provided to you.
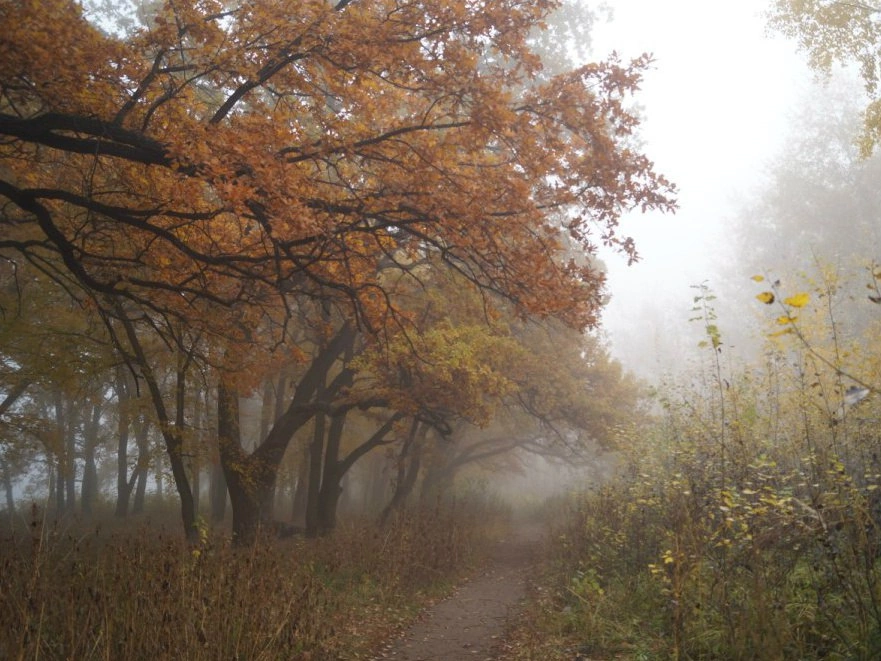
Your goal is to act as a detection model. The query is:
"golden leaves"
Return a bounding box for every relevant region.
[751,275,816,343]
[754,280,809,309]
[783,292,810,308]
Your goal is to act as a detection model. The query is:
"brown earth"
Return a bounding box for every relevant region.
[372,524,543,661]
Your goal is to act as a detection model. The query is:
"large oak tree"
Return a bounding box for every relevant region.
[0,0,675,540]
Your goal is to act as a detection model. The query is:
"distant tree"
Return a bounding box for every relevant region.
[0,377,30,522]
[415,327,642,501]
[0,258,123,517]
[768,0,881,152]
[730,75,881,342]
[357,291,642,513]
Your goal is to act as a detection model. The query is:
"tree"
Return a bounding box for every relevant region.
[768,0,881,151]
[1,0,675,540]
[415,326,642,500]
[745,78,881,262]
[727,74,881,351]
[355,272,641,511]
[0,376,30,522]
[0,257,124,517]
[113,364,151,517]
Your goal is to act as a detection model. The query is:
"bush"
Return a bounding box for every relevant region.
[506,276,881,660]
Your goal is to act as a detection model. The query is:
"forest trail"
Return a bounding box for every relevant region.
[373,523,542,661]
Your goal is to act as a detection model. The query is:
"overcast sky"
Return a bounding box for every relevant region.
[583,0,816,375]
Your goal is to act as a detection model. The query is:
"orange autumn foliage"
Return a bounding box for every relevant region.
[0,0,675,351]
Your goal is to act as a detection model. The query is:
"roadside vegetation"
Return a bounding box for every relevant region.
[0,497,503,660]
[505,267,881,660]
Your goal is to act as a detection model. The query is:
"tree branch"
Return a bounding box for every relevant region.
[0,113,177,168]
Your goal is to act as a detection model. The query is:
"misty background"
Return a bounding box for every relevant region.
[588,0,873,378]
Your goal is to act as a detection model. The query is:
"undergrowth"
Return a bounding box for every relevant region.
[0,499,496,660]
[504,273,881,660]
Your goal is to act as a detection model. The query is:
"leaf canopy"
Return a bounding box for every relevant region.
[0,0,675,379]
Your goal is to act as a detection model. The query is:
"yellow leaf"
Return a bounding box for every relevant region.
[769,327,794,338]
[750,274,765,282]
[783,292,810,308]
[776,315,797,325]
[756,292,775,304]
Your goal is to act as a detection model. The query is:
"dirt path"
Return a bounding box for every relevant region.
[373,524,542,661]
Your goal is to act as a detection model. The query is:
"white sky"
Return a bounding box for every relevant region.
[584,0,816,374]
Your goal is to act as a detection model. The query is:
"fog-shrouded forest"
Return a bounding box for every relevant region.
[2,1,880,659]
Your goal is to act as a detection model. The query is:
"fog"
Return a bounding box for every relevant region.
[589,0,820,377]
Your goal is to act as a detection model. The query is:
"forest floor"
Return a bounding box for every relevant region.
[371,522,543,661]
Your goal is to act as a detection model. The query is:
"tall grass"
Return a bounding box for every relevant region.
[1,499,496,660]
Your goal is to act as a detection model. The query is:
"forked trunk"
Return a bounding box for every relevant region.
[218,379,280,544]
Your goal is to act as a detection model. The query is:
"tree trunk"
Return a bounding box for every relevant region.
[116,311,197,541]
[190,390,205,518]
[133,468,147,513]
[217,380,250,538]
[291,442,310,525]
[0,380,28,524]
[315,412,346,534]
[53,390,68,514]
[311,412,404,536]
[218,380,274,544]
[47,458,56,513]
[304,409,326,538]
[205,387,226,524]
[209,457,227,523]
[53,389,80,513]
[308,327,353,537]
[80,403,101,518]
[191,458,201,518]
[217,323,356,544]
[55,461,66,513]
[115,369,133,517]
[64,402,77,512]
[0,380,29,417]
[115,372,151,517]
[155,458,163,500]
[380,420,424,526]
[164,436,196,541]
[258,377,274,448]
[1,454,15,525]
[131,416,149,514]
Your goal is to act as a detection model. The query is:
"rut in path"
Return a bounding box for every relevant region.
[374,524,542,661]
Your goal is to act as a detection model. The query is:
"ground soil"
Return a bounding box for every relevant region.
[372,524,542,661]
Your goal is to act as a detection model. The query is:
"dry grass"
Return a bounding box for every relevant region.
[0,500,497,660]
